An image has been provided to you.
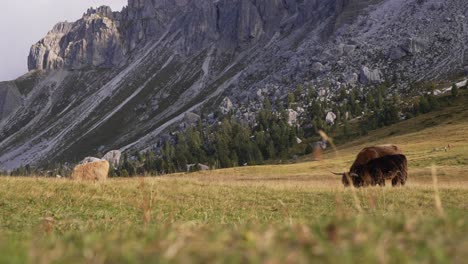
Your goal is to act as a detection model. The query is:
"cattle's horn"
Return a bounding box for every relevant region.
[350,173,359,178]
[331,172,343,176]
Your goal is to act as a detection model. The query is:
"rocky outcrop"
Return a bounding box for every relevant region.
[28,0,340,71]
[28,7,123,71]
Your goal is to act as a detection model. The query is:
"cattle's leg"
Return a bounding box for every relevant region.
[400,170,407,186]
[392,171,406,187]
[369,168,383,187]
[380,175,386,187]
[392,175,399,187]
[377,172,385,187]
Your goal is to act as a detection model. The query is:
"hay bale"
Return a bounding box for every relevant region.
[71,160,109,181]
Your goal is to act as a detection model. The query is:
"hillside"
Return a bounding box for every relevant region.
[183,90,468,185]
[0,0,467,170]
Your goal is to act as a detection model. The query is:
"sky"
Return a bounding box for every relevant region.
[0,0,128,81]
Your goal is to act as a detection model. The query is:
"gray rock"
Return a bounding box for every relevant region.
[28,7,123,71]
[180,112,201,128]
[401,37,428,55]
[338,44,356,56]
[389,46,407,60]
[343,72,359,85]
[186,163,210,172]
[325,112,337,125]
[220,97,234,115]
[79,157,102,165]
[256,89,263,98]
[359,66,383,84]
[287,109,298,126]
[311,62,325,73]
[198,163,210,171]
[102,150,122,167]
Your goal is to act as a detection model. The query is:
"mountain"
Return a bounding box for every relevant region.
[0,0,467,170]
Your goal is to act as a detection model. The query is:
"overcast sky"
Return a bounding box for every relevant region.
[0,0,128,81]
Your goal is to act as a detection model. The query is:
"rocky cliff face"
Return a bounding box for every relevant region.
[1,0,467,170]
[28,6,123,71]
[28,0,341,71]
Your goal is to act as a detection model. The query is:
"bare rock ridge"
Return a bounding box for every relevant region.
[28,0,342,71]
[0,0,467,170]
[28,6,123,71]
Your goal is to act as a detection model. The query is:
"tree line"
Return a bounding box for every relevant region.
[113,100,303,176]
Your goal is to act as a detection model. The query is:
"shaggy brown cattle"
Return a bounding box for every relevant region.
[71,160,109,181]
[333,145,404,187]
[349,154,408,187]
[367,154,408,186]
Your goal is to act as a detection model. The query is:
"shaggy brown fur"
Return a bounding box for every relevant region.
[337,145,404,187]
[71,160,109,181]
[353,154,408,187]
[350,145,403,170]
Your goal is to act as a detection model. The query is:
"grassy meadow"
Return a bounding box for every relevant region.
[1,97,468,263]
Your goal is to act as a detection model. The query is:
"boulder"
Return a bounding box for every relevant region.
[220,97,234,115]
[198,163,210,171]
[389,46,407,60]
[185,112,201,122]
[80,157,102,164]
[343,72,359,85]
[182,112,201,127]
[256,89,263,98]
[287,109,298,125]
[359,66,383,84]
[401,37,428,55]
[102,150,122,167]
[338,44,356,56]
[311,62,325,73]
[343,44,356,55]
[325,112,337,125]
[186,163,210,172]
[71,160,109,181]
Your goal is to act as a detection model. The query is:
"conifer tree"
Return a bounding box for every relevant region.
[451,83,459,97]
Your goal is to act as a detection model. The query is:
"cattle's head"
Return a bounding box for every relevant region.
[332,172,361,187]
